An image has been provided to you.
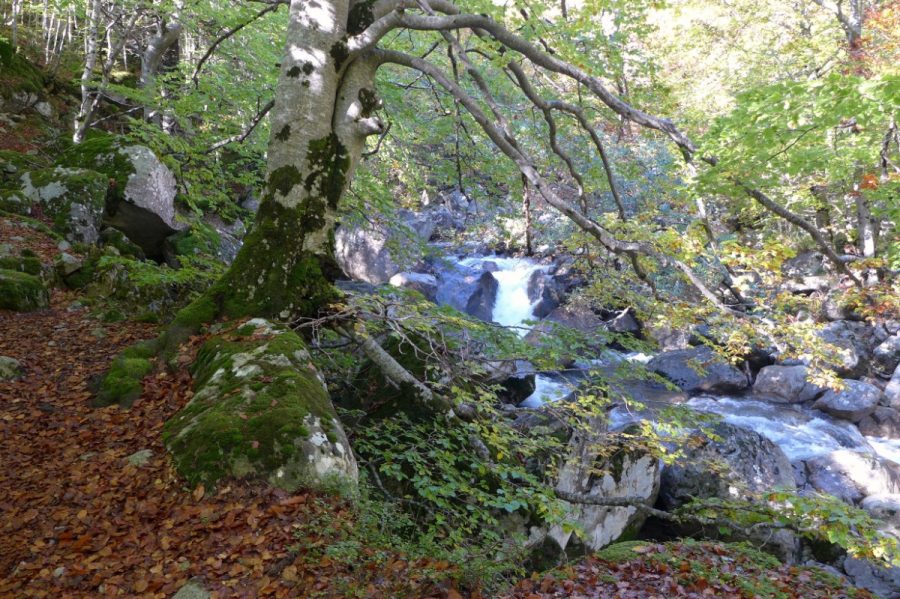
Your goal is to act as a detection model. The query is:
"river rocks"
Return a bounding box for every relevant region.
[817,321,871,378]
[335,209,433,284]
[0,355,22,380]
[389,272,438,301]
[19,167,106,243]
[527,270,561,318]
[465,271,498,321]
[647,346,748,394]
[163,319,357,494]
[873,335,900,378]
[843,557,900,598]
[659,422,797,561]
[59,137,180,257]
[547,429,660,555]
[753,365,825,403]
[0,269,49,311]
[804,450,900,504]
[813,380,882,422]
[860,494,900,538]
[858,407,900,438]
[885,366,900,409]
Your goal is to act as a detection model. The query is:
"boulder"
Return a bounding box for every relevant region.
[465,271,498,322]
[658,422,798,561]
[858,407,900,439]
[606,309,641,336]
[753,365,825,403]
[885,365,900,409]
[873,335,900,378]
[0,190,32,216]
[648,346,748,394]
[389,272,438,301]
[860,494,900,539]
[804,450,900,504]
[427,205,464,239]
[0,269,49,311]
[843,557,900,598]
[58,137,180,257]
[813,380,882,422]
[163,319,357,493]
[527,270,561,319]
[816,320,872,378]
[545,427,660,557]
[334,209,433,284]
[782,251,826,278]
[19,167,106,243]
[0,355,22,380]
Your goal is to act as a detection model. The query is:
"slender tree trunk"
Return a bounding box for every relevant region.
[522,175,533,256]
[73,0,102,144]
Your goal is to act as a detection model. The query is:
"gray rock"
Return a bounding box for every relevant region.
[646,325,692,352]
[334,209,433,284]
[858,407,900,438]
[753,365,825,403]
[648,346,748,394]
[172,579,210,599]
[465,271,498,321]
[813,379,882,422]
[843,557,900,598]
[873,335,900,378]
[659,422,798,561]
[427,205,464,239]
[782,275,830,294]
[389,272,438,301]
[885,365,900,409]
[19,167,107,243]
[817,320,872,378]
[125,449,153,467]
[805,450,900,504]
[782,251,826,278]
[546,427,660,555]
[34,101,54,119]
[606,309,641,336]
[56,252,82,276]
[860,494,900,538]
[527,270,561,319]
[0,355,22,380]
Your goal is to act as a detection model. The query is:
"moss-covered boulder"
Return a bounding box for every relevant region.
[0,254,42,275]
[18,167,106,243]
[163,319,357,494]
[94,342,156,407]
[0,190,33,216]
[57,135,180,257]
[0,269,49,311]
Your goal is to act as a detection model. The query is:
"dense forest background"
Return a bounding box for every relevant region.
[0,0,898,596]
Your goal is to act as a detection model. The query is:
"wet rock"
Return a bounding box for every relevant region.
[873,335,900,378]
[465,271,498,322]
[658,422,798,561]
[813,380,882,422]
[858,407,900,438]
[389,272,438,301]
[648,346,748,394]
[527,270,561,319]
[753,365,825,403]
[805,450,900,504]
[860,494,900,538]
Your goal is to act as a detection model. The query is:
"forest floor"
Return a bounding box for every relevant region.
[0,216,872,598]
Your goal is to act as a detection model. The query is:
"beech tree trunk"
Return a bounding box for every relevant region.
[205,0,384,322]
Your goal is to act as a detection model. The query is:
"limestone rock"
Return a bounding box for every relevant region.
[163,319,357,493]
[19,167,106,243]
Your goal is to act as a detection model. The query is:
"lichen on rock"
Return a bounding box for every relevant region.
[163,319,357,494]
[18,167,107,243]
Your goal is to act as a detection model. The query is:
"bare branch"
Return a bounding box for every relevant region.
[205,98,275,153]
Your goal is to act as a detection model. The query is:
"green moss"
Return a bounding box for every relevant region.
[0,255,41,275]
[0,268,49,311]
[274,124,291,142]
[94,355,153,407]
[56,133,135,203]
[347,0,376,35]
[329,40,349,71]
[20,167,107,242]
[162,322,352,492]
[267,164,303,197]
[0,40,44,95]
[100,228,145,260]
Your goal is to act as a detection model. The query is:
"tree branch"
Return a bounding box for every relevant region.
[205,98,275,153]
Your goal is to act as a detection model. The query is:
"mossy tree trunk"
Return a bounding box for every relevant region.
[197,0,385,324]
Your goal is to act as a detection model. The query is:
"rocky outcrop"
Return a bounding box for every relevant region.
[19,167,106,243]
[465,271,498,322]
[753,365,825,403]
[813,380,882,422]
[163,319,357,494]
[658,422,798,561]
[648,346,748,394]
[334,209,433,284]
